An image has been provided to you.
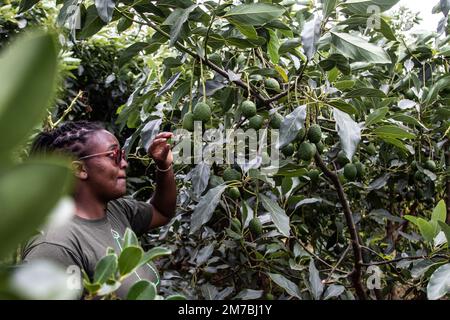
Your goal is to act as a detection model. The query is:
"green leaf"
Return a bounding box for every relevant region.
[224,3,285,26]
[0,160,72,259]
[140,118,163,151]
[119,42,149,67]
[166,294,187,300]
[233,23,258,39]
[390,114,427,130]
[427,263,450,300]
[334,80,355,90]
[437,222,450,247]
[344,88,387,98]
[139,247,172,266]
[260,194,290,237]
[380,137,409,153]
[19,0,40,13]
[164,5,197,47]
[373,125,416,139]
[365,107,389,127]
[425,74,450,104]
[78,5,106,39]
[93,254,118,284]
[343,0,400,15]
[432,200,447,223]
[323,285,345,300]
[330,31,391,64]
[414,218,435,243]
[95,0,115,23]
[57,0,80,27]
[118,246,143,276]
[277,105,307,148]
[380,17,397,41]
[127,280,157,300]
[322,0,338,18]
[117,16,133,33]
[328,100,358,115]
[309,260,324,300]
[268,29,280,64]
[190,185,227,234]
[319,53,350,75]
[123,228,138,247]
[267,273,301,299]
[234,289,264,300]
[0,31,58,156]
[279,38,301,54]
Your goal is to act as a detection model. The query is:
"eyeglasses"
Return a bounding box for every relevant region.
[78,149,126,165]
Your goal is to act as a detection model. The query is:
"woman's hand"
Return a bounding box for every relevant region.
[148,132,173,169]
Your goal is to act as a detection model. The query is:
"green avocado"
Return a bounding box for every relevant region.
[193,102,211,122]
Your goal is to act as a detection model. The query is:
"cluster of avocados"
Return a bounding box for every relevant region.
[335,150,365,182]
[182,101,212,131]
[296,124,322,161]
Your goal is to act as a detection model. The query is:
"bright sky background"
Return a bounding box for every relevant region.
[390,0,441,32]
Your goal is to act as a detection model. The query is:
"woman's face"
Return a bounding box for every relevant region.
[81,129,128,201]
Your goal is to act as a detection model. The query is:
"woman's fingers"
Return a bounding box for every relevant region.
[154,132,173,139]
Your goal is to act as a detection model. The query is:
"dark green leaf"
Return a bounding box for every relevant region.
[127,280,157,300]
[234,289,264,300]
[140,247,172,266]
[343,0,400,15]
[373,125,416,139]
[309,260,324,300]
[123,228,138,247]
[78,5,106,39]
[190,185,227,234]
[19,0,40,13]
[323,285,345,300]
[344,88,387,98]
[224,3,285,26]
[365,107,389,127]
[260,194,290,237]
[331,31,391,64]
[267,273,301,299]
[164,5,197,47]
[94,254,118,284]
[119,42,149,67]
[118,246,143,276]
[267,29,280,64]
[140,118,162,151]
[322,0,338,18]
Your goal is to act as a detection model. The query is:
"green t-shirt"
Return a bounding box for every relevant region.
[22,197,159,299]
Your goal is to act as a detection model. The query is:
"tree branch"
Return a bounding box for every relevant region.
[314,152,367,300]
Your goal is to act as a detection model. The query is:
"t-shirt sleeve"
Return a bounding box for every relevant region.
[22,242,84,299]
[22,242,83,269]
[113,197,153,237]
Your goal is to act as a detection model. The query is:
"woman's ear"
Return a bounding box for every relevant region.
[71,161,88,180]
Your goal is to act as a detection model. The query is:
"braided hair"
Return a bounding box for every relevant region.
[30,121,104,159]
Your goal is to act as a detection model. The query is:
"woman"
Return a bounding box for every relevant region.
[22,121,176,299]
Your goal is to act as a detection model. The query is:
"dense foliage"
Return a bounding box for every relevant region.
[1,0,450,300]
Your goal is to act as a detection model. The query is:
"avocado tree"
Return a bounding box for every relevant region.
[16,0,450,300]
